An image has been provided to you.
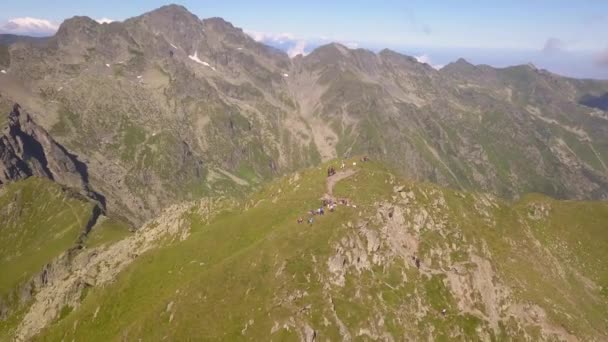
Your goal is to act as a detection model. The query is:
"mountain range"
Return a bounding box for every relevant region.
[1,4,607,225]
[0,4,607,341]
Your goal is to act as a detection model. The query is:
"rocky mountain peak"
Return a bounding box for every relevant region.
[137,3,202,31]
[201,17,253,48]
[378,48,400,57]
[121,3,206,56]
[55,16,100,41]
[0,103,105,208]
[440,57,478,76]
[146,4,193,17]
[202,17,239,33]
[443,57,474,69]
[378,48,423,65]
[454,57,472,65]
[319,42,351,54]
[304,42,353,66]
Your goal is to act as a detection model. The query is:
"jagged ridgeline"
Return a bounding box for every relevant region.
[0,3,607,341]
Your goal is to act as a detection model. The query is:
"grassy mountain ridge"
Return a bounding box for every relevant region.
[0,176,130,338]
[0,177,93,302]
[0,159,601,341]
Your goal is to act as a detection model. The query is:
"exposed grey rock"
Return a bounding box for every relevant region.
[303,324,316,342]
[0,103,105,209]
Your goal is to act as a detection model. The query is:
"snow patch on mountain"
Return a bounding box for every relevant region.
[188,51,214,70]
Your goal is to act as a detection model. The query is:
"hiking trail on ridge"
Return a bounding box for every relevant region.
[325,169,356,198]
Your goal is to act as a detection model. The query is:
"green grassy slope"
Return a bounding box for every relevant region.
[6,161,606,341]
[0,177,133,341]
[0,177,94,301]
[84,217,132,249]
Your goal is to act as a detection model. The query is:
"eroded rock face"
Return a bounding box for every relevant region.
[0,136,30,183]
[0,103,104,208]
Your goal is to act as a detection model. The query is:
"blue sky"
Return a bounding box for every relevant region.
[1,1,608,78]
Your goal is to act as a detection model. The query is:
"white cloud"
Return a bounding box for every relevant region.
[96,18,115,24]
[414,54,431,64]
[542,37,565,54]
[245,30,363,58]
[287,40,308,58]
[245,30,264,41]
[415,54,444,70]
[246,30,312,58]
[0,17,58,36]
[245,30,295,44]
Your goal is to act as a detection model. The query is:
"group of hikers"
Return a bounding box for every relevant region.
[297,198,354,225]
[297,156,371,225]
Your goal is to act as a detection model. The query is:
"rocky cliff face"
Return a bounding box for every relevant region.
[0,4,607,225]
[0,104,104,208]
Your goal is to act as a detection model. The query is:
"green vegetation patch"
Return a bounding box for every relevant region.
[84,216,132,249]
[0,177,94,300]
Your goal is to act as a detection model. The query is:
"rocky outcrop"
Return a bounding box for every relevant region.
[0,103,105,209]
[0,133,30,182]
